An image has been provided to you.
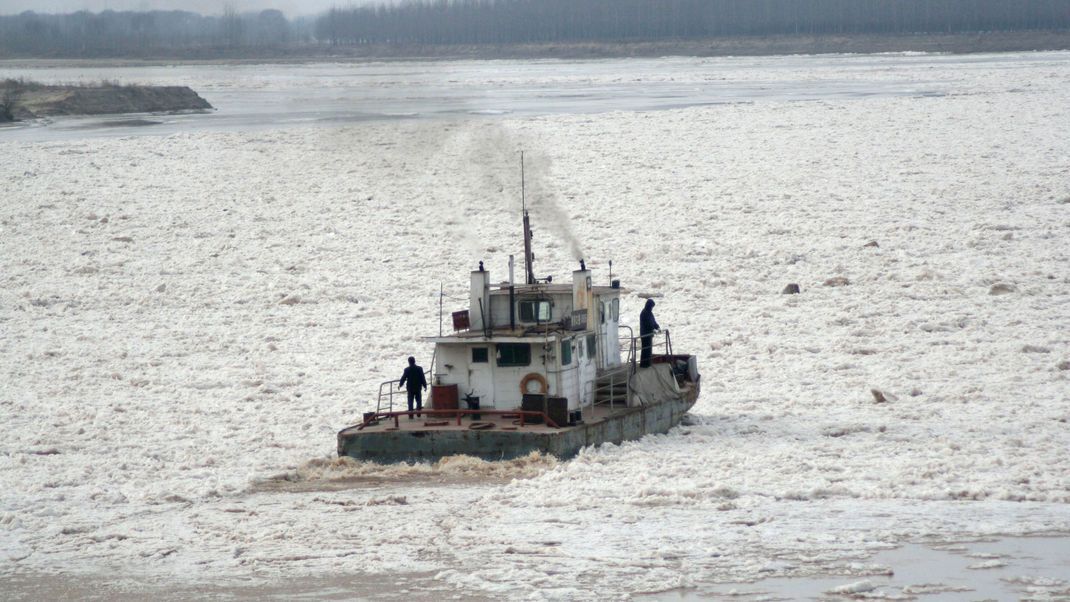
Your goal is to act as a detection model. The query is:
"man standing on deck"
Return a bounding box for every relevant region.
[399,356,428,419]
[639,299,660,368]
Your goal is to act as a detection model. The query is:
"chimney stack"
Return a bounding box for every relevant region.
[470,264,491,333]
[572,260,593,330]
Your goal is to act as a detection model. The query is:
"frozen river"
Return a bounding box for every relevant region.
[2,51,1070,600]
[3,51,1066,141]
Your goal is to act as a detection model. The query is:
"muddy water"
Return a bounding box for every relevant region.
[248,452,558,494]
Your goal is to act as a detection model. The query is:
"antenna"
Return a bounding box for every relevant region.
[521,151,535,284]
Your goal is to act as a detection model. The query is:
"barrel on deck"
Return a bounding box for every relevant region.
[431,384,459,410]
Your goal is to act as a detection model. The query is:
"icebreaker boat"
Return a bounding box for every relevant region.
[337,209,700,463]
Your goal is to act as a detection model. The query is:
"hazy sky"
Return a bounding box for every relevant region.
[0,0,376,16]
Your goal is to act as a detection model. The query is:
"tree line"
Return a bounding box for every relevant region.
[1,1,1068,57]
[316,0,1070,45]
[0,9,312,57]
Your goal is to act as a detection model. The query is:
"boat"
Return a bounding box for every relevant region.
[337,182,700,463]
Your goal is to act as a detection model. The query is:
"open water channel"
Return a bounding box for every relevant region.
[3,51,1066,142]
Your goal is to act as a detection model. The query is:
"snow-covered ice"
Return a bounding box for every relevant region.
[1,52,1069,599]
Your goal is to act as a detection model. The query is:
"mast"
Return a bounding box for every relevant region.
[521,151,535,285]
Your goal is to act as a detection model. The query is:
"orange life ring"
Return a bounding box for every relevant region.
[519,372,549,396]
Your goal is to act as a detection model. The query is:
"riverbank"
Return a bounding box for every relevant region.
[314,30,1070,60]
[0,79,211,122]
[0,30,1067,66]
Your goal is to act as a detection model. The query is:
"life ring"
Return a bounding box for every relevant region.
[519,372,548,396]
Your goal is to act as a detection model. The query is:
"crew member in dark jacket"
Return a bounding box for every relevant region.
[639,299,660,368]
[399,356,428,418]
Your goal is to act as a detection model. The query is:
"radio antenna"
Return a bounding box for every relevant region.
[520,151,535,284]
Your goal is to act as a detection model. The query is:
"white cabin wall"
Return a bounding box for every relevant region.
[490,341,552,409]
[555,336,582,410]
[435,286,622,413]
[577,336,597,408]
[434,343,496,405]
[605,317,621,367]
[596,293,622,368]
[433,344,471,389]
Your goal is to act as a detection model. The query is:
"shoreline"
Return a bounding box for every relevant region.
[0,30,1067,67]
[0,80,211,121]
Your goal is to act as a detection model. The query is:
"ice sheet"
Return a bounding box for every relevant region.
[1,54,1069,599]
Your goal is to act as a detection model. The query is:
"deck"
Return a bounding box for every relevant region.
[337,376,699,463]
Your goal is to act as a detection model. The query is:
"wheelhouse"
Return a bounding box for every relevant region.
[428,264,628,415]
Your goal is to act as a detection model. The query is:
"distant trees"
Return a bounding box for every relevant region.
[314,0,1070,45]
[0,9,311,58]
[1,1,1068,58]
[254,9,291,46]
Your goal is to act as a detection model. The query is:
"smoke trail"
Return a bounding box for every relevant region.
[521,149,585,261]
[318,118,584,262]
[457,124,585,260]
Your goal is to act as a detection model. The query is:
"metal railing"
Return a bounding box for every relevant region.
[590,364,631,410]
[356,408,561,430]
[587,328,673,410]
[619,325,636,372]
[375,350,435,415]
[632,328,672,371]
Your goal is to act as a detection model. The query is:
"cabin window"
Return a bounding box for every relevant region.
[611,298,620,321]
[496,343,531,367]
[518,299,551,323]
[587,335,597,359]
[560,339,572,366]
[599,302,606,324]
[471,347,489,363]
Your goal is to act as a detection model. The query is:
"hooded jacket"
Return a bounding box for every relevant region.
[639,299,659,337]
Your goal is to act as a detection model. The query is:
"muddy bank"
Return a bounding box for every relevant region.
[0,81,211,122]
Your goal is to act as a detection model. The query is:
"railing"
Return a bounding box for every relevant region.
[590,364,631,410]
[588,328,673,410]
[618,328,672,374]
[355,408,561,430]
[619,325,636,373]
[375,351,435,415]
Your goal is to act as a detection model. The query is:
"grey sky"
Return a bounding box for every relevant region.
[0,0,375,17]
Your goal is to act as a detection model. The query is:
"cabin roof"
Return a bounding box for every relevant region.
[489,283,627,296]
[426,324,597,344]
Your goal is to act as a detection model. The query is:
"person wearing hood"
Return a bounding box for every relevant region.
[639,298,660,368]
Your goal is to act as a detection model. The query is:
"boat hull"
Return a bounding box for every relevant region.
[337,378,699,463]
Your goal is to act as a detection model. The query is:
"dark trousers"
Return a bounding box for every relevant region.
[639,335,653,368]
[407,389,423,415]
